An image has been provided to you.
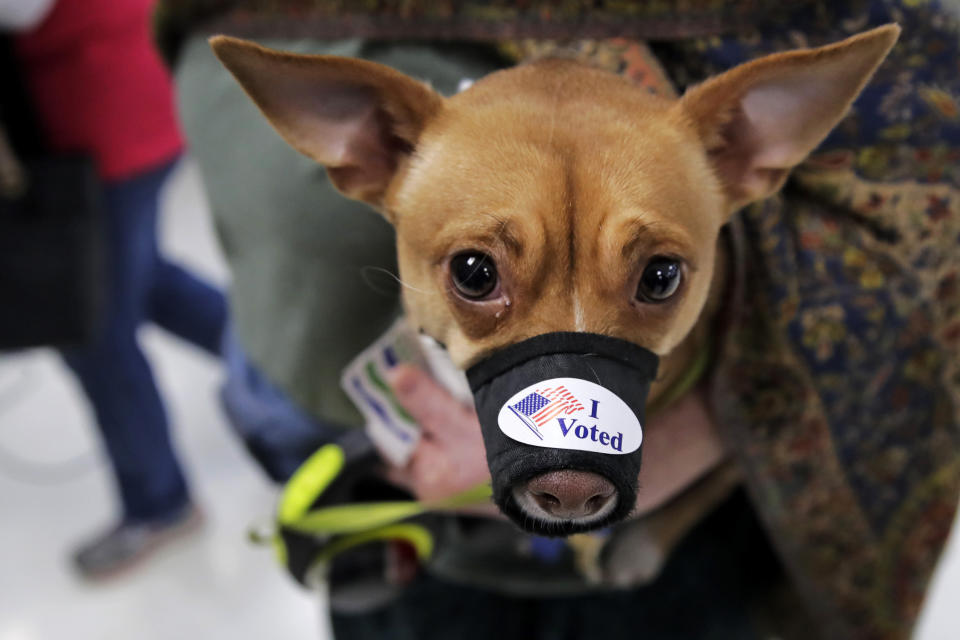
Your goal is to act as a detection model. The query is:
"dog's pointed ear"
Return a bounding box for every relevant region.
[676,24,899,214]
[210,36,444,213]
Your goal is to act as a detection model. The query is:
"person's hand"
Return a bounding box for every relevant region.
[632,385,727,517]
[383,364,496,514]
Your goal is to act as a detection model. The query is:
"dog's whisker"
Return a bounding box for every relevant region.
[359,265,434,295]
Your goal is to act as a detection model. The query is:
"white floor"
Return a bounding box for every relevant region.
[0,159,957,639]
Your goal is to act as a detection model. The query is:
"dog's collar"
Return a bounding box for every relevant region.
[645,334,713,417]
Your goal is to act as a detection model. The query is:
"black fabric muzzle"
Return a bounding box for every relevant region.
[467,332,659,536]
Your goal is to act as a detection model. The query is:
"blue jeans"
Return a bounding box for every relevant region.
[219,328,346,483]
[62,159,227,522]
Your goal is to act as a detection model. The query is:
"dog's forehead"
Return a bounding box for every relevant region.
[393,64,720,245]
[449,58,668,110]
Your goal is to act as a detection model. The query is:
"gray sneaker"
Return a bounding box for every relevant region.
[72,505,204,580]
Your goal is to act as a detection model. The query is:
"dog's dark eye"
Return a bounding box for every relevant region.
[450,252,498,299]
[636,258,682,302]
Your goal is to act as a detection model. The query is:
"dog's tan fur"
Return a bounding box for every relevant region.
[211,26,899,542]
[212,26,897,408]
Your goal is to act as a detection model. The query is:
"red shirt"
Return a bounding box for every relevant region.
[15,0,183,180]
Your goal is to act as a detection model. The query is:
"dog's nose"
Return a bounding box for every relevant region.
[525,470,617,520]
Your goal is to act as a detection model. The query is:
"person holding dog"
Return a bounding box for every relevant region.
[157,2,960,639]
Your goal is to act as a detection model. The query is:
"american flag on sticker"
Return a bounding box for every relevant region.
[508,386,585,439]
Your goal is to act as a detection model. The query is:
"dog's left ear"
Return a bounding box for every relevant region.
[210,36,444,213]
[677,24,899,213]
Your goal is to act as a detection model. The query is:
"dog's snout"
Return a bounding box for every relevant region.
[524,470,616,520]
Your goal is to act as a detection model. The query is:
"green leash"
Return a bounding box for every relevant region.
[287,483,493,537]
[264,442,492,574]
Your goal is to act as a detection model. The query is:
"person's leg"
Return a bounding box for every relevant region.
[147,256,227,356]
[62,160,197,576]
[219,327,344,482]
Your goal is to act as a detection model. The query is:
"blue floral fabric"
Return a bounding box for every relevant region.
[656,3,960,638]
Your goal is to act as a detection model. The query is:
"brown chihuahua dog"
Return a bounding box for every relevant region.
[211,25,899,536]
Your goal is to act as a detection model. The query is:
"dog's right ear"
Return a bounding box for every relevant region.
[210,36,444,214]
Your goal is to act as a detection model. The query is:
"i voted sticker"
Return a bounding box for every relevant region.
[497,377,642,454]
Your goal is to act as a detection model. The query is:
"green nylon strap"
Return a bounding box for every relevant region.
[313,522,435,566]
[278,444,345,524]
[267,443,491,568]
[286,482,493,536]
[274,534,289,568]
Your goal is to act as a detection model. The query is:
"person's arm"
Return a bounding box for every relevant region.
[0,0,54,31]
